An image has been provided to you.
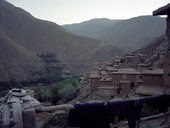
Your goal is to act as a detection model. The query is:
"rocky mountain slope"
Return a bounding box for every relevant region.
[133,35,168,67]
[63,16,166,51]
[0,0,125,81]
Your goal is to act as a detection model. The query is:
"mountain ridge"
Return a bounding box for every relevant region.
[0,0,125,81]
[63,16,166,51]
[63,18,121,39]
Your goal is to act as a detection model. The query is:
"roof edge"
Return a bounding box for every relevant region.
[153,3,170,16]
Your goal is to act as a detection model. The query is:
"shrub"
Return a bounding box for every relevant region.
[58,83,77,103]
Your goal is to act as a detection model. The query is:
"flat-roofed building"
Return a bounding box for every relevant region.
[136,68,164,96]
[89,71,102,91]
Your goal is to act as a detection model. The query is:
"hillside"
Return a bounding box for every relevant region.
[63,16,166,51]
[0,32,43,81]
[133,35,168,67]
[0,0,125,81]
[0,0,99,61]
[63,18,120,38]
[65,43,126,75]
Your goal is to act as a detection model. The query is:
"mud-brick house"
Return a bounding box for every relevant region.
[137,63,151,70]
[125,55,134,63]
[105,61,114,67]
[141,68,164,86]
[98,76,118,99]
[100,70,109,76]
[123,54,142,63]
[105,66,119,74]
[89,71,101,91]
[109,68,140,86]
[109,68,141,96]
[153,4,170,94]
[136,68,164,95]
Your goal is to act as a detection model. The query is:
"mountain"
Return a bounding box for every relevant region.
[133,35,168,67]
[63,18,120,38]
[0,0,125,81]
[0,32,43,81]
[63,16,166,51]
[133,35,167,55]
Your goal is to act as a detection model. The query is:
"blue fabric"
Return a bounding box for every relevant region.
[68,102,110,128]
[144,95,169,113]
[108,99,143,128]
[67,95,170,128]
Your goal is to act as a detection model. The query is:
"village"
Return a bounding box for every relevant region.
[0,3,170,128]
[89,52,165,100]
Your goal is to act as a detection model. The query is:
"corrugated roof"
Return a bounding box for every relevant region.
[153,4,170,15]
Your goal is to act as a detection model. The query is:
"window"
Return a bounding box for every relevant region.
[139,75,143,79]
[131,82,134,88]
[122,74,127,79]
[115,82,120,86]
[105,90,109,94]
[117,89,120,94]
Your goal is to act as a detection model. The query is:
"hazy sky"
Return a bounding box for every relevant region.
[6,0,170,25]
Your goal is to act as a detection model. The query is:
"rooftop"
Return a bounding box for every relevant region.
[89,68,163,79]
[100,70,109,75]
[89,72,101,78]
[153,4,170,16]
[136,84,164,95]
[120,80,131,84]
[100,77,112,82]
[106,66,118,72]
[140,68,164,75]
[98,86,118,90]
[111,68,140,75]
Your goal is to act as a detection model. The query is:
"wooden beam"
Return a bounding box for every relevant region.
[35,104,74,113]
[35,104,170,127]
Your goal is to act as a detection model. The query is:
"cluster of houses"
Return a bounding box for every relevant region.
[89,55,164,99]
